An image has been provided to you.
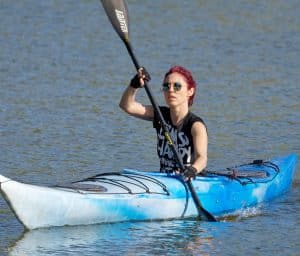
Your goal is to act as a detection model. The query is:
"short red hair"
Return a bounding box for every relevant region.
[164,65,197,106]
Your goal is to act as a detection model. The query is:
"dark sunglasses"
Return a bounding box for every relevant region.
[162,82,182,92]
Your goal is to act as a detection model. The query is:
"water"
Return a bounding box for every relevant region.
[0,0,299,255]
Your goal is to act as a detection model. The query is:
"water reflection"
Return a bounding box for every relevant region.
[9,220,226,256]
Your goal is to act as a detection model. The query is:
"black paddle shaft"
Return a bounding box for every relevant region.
[125,43,186,168]
[100,0,216,222]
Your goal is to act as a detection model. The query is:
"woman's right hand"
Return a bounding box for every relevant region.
[130,67,151,88]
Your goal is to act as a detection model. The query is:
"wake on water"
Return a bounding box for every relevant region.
[219,205,265,222]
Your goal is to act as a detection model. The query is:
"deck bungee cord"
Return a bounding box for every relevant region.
[57,172,170,195]
[205,159,280,185]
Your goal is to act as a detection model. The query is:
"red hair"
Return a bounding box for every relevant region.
[164,65,197,106]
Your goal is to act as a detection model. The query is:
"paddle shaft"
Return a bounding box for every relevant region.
[124,42,184,161]
[100,0,216,222]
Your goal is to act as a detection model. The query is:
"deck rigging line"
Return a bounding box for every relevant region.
[62,172,170,195]
[206,160,280,185]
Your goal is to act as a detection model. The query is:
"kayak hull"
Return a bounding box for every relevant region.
[0,154,297,229]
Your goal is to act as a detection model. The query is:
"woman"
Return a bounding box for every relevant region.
[119,66,207,180]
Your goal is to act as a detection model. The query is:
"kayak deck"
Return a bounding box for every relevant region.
[53,157,282,196]
[0,153,297,229]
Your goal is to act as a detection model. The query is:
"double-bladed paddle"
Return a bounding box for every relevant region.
[100,0,216,222]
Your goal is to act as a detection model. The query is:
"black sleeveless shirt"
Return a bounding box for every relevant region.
[153,106,206,173]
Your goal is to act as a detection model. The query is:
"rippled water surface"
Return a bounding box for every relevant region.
[1,0,299,255]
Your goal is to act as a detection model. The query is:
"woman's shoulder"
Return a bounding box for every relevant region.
[186,111,207,131]
[153,106,171,129]
[156,106,171,119]
[159,106,170,113]
[188,111,205,124]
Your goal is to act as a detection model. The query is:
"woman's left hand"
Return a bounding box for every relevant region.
[183,166,197,181]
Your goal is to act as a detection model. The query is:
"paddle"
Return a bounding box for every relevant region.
[100,0,216,222]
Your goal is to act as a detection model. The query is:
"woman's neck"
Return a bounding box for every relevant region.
[169,106,189,126]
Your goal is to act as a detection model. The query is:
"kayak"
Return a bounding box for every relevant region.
[0,154,297,230]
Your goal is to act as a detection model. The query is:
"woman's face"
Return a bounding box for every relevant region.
[162,72,195,108]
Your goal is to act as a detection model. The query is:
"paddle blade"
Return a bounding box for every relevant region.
[100,0,129,43]
[186,180,217,222]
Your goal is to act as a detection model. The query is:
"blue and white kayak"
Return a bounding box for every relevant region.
[0,154,297,230]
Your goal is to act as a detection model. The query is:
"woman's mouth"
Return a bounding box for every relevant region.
[168,95,177,100]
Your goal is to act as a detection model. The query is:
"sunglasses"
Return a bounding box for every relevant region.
[162,82,182,92]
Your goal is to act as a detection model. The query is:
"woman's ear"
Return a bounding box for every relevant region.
[188,87,195,97]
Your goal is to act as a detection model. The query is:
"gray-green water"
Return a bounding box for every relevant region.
[1,0,299,255]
